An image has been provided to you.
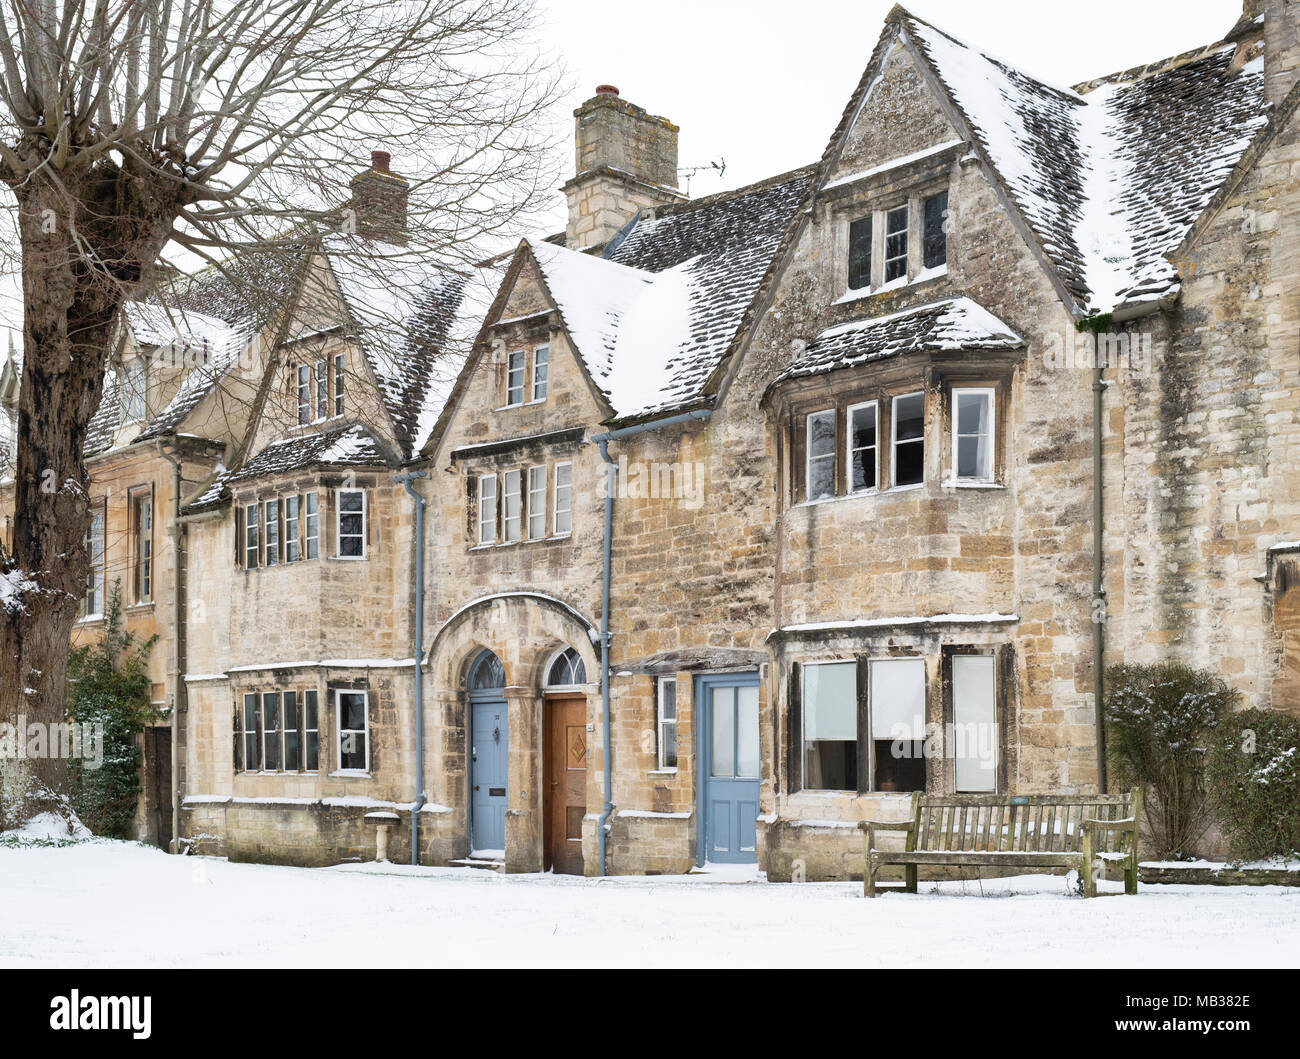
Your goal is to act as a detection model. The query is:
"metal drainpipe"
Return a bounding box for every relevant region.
[393,471,429,864]
[1092,363,1108,793]
[156,442,186,853]
[590,408,712,876]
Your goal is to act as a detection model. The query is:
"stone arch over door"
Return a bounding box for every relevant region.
[427,593,600,872]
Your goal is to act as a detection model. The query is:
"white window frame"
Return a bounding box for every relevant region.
[951,387,996,484]
[336,689,370,773]
[264,498,279,567]
[303,689,320,772]
[244,502,259,568]
[122,358,146,422]
[284,495,300,563]
[296,364,311,425]
[805,408,836,501]
[891,391,925,491]
[241,693,259,772]
[846,400,878,495]
[477,473,498,545]
[314,358,328,421]
[304,491,319,560]
[952,653,998,793]
[801,659,859,793]
[336,488,367,560]
[83,506,105,618]
[527,465,547,540]
[333,353,345,417]
[656,675,678,771]
[502,468,522,543]
[884,204,909,283]
[133,494,152,603]
[506,350,526,406]
[531,345,549,401]
[552,462,572,536]
[261,691,281,772]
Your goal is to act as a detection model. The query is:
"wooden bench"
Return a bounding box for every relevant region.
[860,790,1142,898]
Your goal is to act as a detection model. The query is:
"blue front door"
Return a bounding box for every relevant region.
[471,697,508,855]
[698,675,760,864]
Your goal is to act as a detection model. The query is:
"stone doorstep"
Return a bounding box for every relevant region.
[448,857,505,872]
[1138,863,1300,887]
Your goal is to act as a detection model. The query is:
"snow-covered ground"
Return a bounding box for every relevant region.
[1,841,1297,968]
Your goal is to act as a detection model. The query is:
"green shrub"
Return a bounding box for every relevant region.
[66,584,160,838]
[1206,708,1300,861]
[1104,661,1239,858]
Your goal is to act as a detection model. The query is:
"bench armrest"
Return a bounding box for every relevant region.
[1081,816,1136,833]
[857,820,916,833]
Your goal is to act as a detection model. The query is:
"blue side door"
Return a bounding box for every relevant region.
[698,674,760,864]
[470,697,508,856]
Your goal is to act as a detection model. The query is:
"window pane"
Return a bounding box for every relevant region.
[340,693,365,731]
[479,475,497,544]
[806,410,835,501]
[262,692,280,771]
[315,359,328,419]
[737,686,759,779]
[507,351,525,405]
[264,499,279,566]
[554,463,572,535]
[848,216,872,290]
[661,722,677,769]
[955,391,993,480]
[710,687,735,778]
[849,403,877,491]
[305,731,319,772]
[243,694,258,771]
[894,393,925,488]
[660,679,676,721]
[532,346,549,400]
[924,191,948,269]
[953,654,997,792]
[305,492,319,559]
[297,365,311,425]
[285,496,299,562]
[283,692,300,771]
[503,469,522,543]
[871,658,927,793]
[802,663,857,791]
[885,205,908,282]
[334,353,345,416]
[528,466,546,538]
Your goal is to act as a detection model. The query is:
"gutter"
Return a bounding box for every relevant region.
[588,407,712,876]
[1092,357,1108,793]
[392,471,429,865]
[155,441,186,852]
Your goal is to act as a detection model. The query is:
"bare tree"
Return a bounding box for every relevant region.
[0,0,559,816]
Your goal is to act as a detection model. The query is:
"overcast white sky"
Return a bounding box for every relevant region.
[0,1,1247,337]
[530,0,1245,225]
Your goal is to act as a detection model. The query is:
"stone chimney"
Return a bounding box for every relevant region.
[1230,1,1300,105]
[562,86,684,251]
[348,149,409,245]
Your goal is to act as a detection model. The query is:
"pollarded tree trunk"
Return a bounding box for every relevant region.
[0,159,184,819]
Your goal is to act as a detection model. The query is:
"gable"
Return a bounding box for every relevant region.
[833,40,962,182]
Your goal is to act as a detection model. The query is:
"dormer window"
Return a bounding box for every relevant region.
[841,185,950,297]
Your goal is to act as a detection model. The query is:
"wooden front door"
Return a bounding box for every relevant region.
[544,695,587,875]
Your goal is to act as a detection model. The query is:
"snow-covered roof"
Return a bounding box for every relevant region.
[896,11,1268,314]
[188,423,393,512]
[519,167,815,420]
[773,297,1024,385]
[321,236,469,456]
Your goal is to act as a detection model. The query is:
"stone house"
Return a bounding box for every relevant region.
[31,0,1296,877]
[0,252,290,845]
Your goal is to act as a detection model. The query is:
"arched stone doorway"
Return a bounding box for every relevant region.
[428,593,600,873]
